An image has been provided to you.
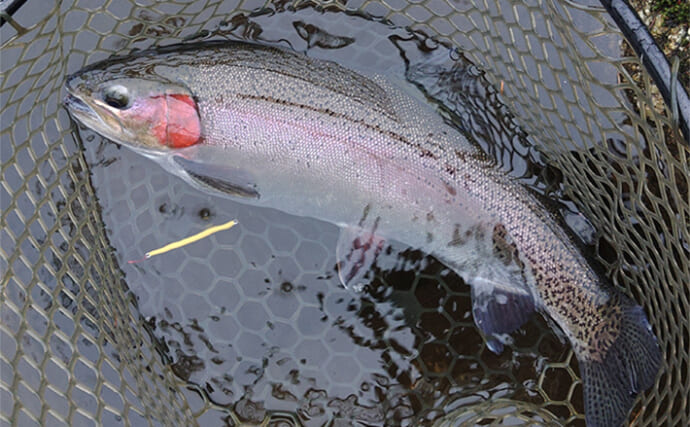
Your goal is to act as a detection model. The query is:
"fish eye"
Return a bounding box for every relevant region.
[102,85,130,109]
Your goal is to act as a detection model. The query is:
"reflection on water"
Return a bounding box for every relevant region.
[81,7,583,426]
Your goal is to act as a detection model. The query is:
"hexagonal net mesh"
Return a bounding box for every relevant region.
[1,0,687,426]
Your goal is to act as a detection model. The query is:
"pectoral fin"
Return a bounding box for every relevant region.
[336,224,386,292]
[173,155,260,199]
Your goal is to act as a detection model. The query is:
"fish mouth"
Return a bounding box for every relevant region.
[63,93,94,116]
[63,90,102,126]
[62,90,119,138]
[62,89,159,154]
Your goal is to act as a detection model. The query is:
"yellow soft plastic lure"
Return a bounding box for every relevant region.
[128,219,237,264]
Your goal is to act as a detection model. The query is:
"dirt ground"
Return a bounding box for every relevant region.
[628,0,689,90]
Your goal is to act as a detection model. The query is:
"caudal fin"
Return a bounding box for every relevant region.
[580,297,662,427]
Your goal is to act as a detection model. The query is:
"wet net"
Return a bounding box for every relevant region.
[1,0,688,426]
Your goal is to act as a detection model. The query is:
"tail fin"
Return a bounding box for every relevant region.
[580,297,662,427]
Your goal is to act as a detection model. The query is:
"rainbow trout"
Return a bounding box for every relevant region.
[64,42,660,426]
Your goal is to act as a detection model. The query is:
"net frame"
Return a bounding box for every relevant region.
[1,0,688,426]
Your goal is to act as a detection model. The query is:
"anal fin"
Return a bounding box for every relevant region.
[471,284,535,353]
[469,223,535,354]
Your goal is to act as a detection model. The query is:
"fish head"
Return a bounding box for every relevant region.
[64,55,262,200]
[64,69,201,151]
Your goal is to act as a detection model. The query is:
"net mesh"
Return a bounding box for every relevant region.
[1,0,688,426]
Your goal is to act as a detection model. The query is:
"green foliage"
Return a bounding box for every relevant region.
[651,0,690,26]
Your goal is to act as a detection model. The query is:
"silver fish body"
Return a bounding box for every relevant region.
[64,42,660,427]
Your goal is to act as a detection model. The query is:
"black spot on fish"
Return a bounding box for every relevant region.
[448,224,466,247]
[358,204,371,227]
[444,182,457,196]
[419,148,436,159]
[470,226,481,239]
